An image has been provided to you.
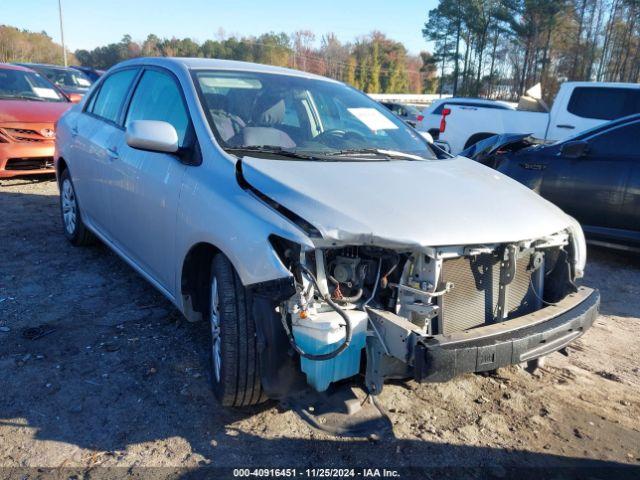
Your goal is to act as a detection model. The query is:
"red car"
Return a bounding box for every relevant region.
[0,63,78,178]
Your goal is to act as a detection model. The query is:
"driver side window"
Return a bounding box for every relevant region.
[125,69,190,147]
[588,123,640,157]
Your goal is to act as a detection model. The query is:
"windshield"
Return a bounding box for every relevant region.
[194,70,436,160]
[38,66,92,90]
[404,104,422,116]
[0,69,66,102]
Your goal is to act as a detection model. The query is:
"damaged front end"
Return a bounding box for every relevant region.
[266,228,599,396]
[236,154,597,397]
[459,133,546,169]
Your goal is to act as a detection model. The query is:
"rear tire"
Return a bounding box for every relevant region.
[208,254,266,407]
[59,168,94,246]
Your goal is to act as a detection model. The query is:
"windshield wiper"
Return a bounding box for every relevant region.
[225,146,319,160]
[225,145,424,162]
[322,148,424,160]
[0,94,47,102]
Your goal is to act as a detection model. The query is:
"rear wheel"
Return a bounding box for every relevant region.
[59,169,94,246]
[208,254,266,407]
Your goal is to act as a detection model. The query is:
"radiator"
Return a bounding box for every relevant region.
[438,250,543,335]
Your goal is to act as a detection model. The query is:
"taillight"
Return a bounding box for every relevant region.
[439,108,451,133]
[417,115,424,122]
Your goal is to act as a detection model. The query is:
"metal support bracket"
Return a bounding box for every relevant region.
[496,245,517,320]
[364,307,423,395]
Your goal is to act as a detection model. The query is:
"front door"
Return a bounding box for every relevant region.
[541,122,637,234]
[108,68,192,292]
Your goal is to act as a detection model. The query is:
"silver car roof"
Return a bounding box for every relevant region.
[114,57,341,83]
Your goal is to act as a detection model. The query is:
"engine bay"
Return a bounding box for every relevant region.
[273,230,578,393]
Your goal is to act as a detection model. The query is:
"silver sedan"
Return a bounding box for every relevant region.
[55,58,596,408]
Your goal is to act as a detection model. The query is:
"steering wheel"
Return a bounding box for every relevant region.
[315,129,366,148]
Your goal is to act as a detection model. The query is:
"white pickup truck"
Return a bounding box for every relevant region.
[438,82,640,154]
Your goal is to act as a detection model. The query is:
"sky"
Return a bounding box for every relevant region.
[4,0,438,55]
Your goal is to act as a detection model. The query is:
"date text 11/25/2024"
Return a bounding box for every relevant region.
[232,468,401,477]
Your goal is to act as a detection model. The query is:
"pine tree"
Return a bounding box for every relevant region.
[346,56,358,87]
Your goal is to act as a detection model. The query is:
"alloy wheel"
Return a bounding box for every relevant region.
[210,276,222,382]
[61,178,77,235]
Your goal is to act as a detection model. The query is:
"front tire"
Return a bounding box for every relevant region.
[59,169,94,246]
[208,254,266,407]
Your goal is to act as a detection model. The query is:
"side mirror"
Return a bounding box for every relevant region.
[67,93,83,103]
[560,140,588,159]
[126,120,179,154]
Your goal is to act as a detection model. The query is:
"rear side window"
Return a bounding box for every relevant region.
[567,87,640,121]
[89,69,138,123]
[125,70,190,147]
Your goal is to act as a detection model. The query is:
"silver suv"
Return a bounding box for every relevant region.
[55,58,599,407]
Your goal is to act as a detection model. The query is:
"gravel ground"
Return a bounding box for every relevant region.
[1,176,639,478]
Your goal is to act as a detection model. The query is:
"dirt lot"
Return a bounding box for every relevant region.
[1,176,639,478]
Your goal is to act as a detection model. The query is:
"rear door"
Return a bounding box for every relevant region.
[541,122,638,233]
[70,68,139,235]
[546,86,640,141]
[108,67,192,292]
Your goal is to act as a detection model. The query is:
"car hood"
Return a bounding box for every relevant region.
[0,100,72,124]
[59,86,88,95]
[240,156,573,248]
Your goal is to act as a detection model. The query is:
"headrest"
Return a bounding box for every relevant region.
[254,96,286,125]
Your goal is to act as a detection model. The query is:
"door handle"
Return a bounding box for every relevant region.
[107,146,119,160]
[556,124,575,129]
[520,162,546,170]
[70,126,78,137]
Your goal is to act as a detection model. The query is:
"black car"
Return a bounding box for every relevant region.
[461,114,640,251]
[70,65,104,82]
[13,63,93,96]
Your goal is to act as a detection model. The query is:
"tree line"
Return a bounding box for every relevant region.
[5,0,638,102]
[423,0,640,102]
[0,24,437,93]
[0,25,77,65]
[73,31,437,94]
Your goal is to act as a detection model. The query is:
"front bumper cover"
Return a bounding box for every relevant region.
[414,286,599,382]
[0,142,55,178]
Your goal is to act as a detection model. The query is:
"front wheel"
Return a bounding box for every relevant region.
[208,254,266,407]
[59,169,94,246]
